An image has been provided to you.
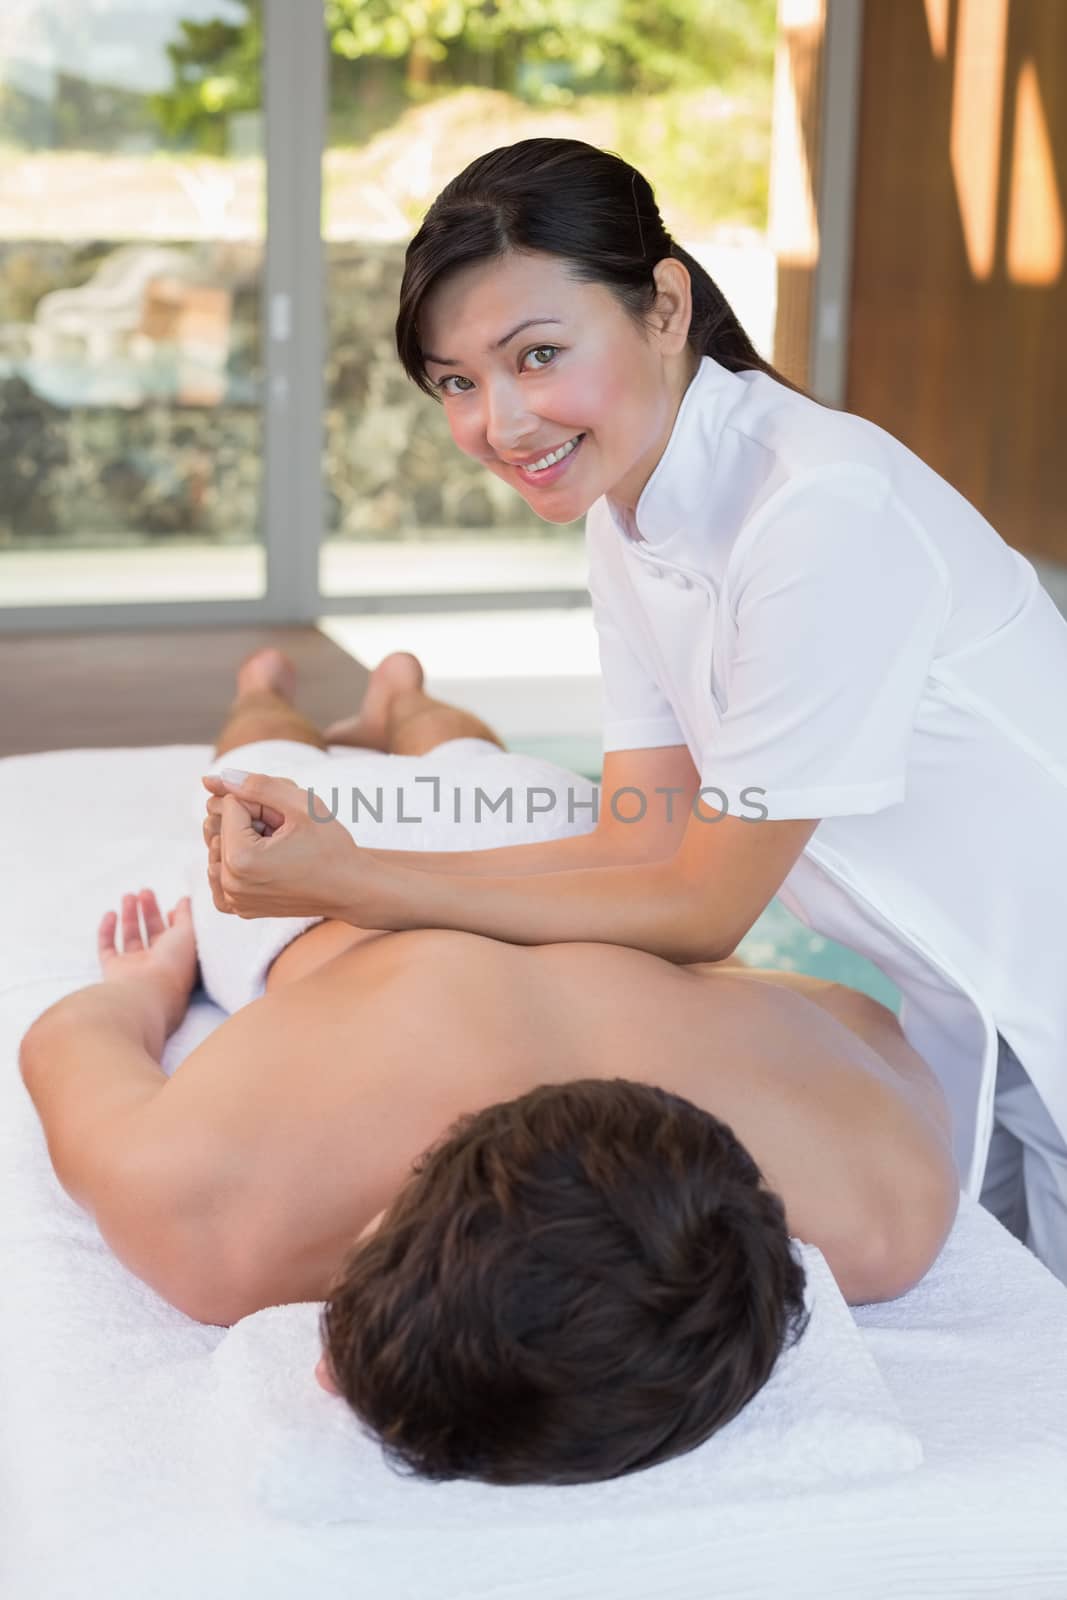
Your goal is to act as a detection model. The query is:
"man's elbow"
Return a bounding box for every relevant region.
[18,1022,54,1101]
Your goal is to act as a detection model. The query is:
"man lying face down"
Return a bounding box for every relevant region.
[20,877,959,1489]
[319,1077,813,1487]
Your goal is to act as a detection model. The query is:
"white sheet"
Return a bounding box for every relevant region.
[3,744,1067,1600]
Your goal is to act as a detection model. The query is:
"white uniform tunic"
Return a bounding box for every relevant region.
[587,354,1067,1199]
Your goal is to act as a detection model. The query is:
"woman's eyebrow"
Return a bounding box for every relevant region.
[422,317,563,368]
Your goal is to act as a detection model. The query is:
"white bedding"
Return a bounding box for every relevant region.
[3,744,1067,1600]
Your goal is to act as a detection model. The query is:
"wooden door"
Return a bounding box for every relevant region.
[846,0,1066,561]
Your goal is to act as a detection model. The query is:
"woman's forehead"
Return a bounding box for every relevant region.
[421,254,602,344]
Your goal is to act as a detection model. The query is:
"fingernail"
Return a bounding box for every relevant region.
[219,767,250,785]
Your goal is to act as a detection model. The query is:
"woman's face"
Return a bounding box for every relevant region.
[418,250,697,523]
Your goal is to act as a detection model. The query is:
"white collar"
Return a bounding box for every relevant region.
[603,355,741,547]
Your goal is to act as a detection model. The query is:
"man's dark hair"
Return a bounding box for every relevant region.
[321,1078,810,1486]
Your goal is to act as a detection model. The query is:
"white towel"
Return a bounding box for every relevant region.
[5,745,1067,1599]
[200,1242,921,1528]
[192,735,601,1013]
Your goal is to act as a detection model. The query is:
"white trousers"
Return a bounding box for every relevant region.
[979,1033,1067,1287]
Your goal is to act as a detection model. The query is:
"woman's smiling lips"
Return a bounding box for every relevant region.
[506,432,586,487]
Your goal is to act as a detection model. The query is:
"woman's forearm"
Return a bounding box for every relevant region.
[358,807,689,878]
[359,828,617,878]
[352,855,724,963]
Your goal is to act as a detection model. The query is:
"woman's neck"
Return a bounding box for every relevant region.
[607,348,701,539]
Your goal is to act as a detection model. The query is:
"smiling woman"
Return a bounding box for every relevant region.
[205,135,1067,1288]
[426,322,591,483]
[416,248,699,525]
[396,137,798,531]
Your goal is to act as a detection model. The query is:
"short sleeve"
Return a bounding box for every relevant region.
[700,470,950,820]
[587,550,687,756]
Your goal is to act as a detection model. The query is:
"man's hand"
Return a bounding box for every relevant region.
[200,770,367,922]
[97,889,199,1039]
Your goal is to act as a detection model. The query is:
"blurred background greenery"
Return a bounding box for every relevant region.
[12,0,776,233]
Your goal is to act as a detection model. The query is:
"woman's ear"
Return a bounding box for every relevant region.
[651,256,693,353]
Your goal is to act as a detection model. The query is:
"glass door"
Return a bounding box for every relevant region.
[0,3,780,625]
[317,0,779,605]
[0,0,267,609]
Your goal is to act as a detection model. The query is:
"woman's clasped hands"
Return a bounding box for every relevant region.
[200,769,370,922]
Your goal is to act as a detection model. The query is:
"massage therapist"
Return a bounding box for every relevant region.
[205,138,1067,1285]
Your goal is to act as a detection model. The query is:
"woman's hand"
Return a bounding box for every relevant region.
[200,770,370,922]
[97,890,199,1038]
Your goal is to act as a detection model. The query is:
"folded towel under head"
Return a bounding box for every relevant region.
[200,1240,922,1527]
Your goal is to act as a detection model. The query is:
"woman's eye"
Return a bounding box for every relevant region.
[522,345,559,370]
[435,346,559,395]
[437,374,474,395]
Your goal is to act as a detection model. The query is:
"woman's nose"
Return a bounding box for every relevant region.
[483,389,539,458]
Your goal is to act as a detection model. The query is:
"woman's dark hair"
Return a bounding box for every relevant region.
[321,1078,810,1486]
[396,136,805,401]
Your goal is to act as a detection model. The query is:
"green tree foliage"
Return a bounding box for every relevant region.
[150,0,265,154]
[151,0,776,151]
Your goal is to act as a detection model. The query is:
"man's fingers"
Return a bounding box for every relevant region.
[140,889,165,940]
[121,892,144,952]
[166,901,191,927]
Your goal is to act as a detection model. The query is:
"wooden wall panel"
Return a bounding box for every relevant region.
[771,0,827,389]
[846,0,1067,560]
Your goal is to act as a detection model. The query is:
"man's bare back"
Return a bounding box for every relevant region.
[142,925,959,1324]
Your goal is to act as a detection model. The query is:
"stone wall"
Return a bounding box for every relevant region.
[0,239,559,546]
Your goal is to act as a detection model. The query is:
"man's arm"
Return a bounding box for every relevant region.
[19,980,170,1209]
[19,983,223,1320]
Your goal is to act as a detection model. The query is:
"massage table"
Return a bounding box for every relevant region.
[2,744,1066,1599]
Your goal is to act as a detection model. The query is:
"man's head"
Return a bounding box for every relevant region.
[320,1078,810,1486]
